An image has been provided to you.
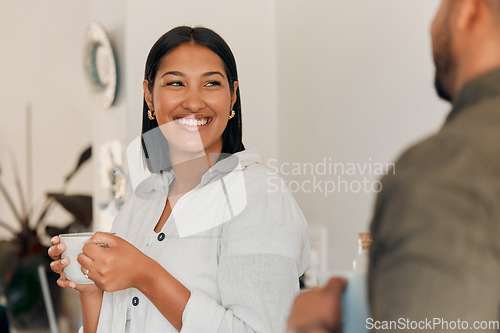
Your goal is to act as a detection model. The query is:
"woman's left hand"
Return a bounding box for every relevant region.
[77,232,151,292]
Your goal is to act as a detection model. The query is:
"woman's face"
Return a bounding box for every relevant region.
[144,42,238,159]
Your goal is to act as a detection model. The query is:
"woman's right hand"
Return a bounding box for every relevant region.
[48,236,101,294]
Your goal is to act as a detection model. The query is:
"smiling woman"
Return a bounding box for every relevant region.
[144,42,238,159]
[48,26,309,333]
[141,26,245,174]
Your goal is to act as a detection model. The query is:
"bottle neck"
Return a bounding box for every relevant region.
[358,239,370,254]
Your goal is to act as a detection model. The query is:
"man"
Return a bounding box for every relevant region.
[287,0,500,332]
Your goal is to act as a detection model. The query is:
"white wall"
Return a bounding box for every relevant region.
[88,0,128,232]
[0,0,453,276]
[0,0,93,239]
[275,0,450,270]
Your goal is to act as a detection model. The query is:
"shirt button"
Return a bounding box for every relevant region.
[157,232,165,241]
[132,297,139,306]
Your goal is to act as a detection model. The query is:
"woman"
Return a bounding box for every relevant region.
[49,26,309,333]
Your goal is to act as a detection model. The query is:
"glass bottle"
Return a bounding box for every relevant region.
[352,232,372,272]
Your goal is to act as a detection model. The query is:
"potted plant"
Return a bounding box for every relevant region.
[0,144,92,330]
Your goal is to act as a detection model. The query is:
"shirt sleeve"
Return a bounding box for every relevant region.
[369,136,499,332]
[181,254,300,333]
[181,174,310,333]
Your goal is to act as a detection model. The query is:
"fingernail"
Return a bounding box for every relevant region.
[57,244,63,251]
[69,282,76,288]
[51,237,56,244]
[61,258,67,264]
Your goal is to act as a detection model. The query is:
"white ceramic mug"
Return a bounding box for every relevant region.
[59,232,111,284]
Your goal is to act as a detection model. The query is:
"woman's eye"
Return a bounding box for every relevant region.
[165,81,183,87]
[205,81,221,87]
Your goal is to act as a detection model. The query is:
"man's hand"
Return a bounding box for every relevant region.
[287,277,347,333]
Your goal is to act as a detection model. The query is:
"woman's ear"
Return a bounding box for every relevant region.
[143,80,154,109]
[231,81,239,108]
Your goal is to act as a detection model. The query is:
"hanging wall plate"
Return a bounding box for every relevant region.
[83,21,118,109]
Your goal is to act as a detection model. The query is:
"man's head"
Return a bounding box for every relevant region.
[431,0,500,102]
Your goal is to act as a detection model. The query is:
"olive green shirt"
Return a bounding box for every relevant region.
[369,68,500,332]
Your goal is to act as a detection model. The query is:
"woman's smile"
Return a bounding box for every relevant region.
[173,114,213,132]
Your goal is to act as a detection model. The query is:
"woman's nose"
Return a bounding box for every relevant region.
[182,88,206,112]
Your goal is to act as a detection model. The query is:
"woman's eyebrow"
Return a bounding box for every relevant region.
[161,71,184,78]
[203,71,225,79]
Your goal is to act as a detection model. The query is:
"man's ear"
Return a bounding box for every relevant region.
[456,0,482,31]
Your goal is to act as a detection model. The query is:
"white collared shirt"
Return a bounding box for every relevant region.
[92,148,309,333]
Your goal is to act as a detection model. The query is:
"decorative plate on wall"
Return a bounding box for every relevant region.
[83,21,118,109]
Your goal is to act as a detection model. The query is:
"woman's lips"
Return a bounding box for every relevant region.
[173,115,212,132]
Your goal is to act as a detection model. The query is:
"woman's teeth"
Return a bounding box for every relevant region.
[175,117,209,126]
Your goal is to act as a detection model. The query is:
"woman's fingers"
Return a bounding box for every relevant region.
[79,255,91,275]
[85,232,116,248]
[77,252,94,271]
[50,235,60,246]
[48,236,76,289]
[49,257,69,275]
[82,242,107,261]
[48,242,66,260]
[54,261,77,289]
[78,252,103,285]
[57,276,76,289]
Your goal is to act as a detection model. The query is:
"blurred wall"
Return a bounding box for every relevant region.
[275,0,450,270]
[88,0,128,232]
[0,0,93,239]
[0,0,454,273]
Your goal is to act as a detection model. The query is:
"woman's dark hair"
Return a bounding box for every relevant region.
[141,26,245,173]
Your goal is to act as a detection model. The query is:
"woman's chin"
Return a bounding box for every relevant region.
[168,143,218,159]
[166,135,222,158]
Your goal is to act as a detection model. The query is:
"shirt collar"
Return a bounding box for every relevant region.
[134,148,262,199]
[447,67,500,122]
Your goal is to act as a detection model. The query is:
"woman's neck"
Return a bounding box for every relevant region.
[169,149,221,196]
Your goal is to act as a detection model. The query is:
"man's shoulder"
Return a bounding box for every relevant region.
[442,96,500,171]
[392,103,500,182]
[389,132,480,182]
